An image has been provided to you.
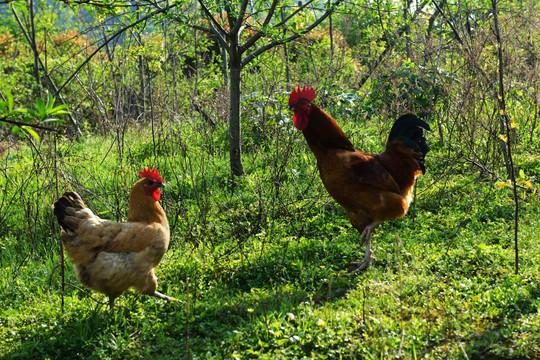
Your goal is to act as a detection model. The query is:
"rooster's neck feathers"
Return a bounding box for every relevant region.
[301,104,355,153]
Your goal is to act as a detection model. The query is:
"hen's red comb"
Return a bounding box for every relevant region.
[139,167,163,183]
[289,85,316,107]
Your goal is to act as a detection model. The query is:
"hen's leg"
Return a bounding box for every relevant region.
[348,221,380,272]
[139,269,178,303]
[152,291,179,302]
[108,295,117,309]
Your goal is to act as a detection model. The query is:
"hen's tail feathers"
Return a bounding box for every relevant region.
[53,191,86,232]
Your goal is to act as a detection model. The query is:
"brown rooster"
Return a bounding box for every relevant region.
[289,85,430,271]
[52,167,174,307]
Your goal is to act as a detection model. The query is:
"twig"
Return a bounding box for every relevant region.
[461,156,531,193]
[53,133,65,312]
[492,0,519,274]
[184,278,190,360]
[0,117,58,132]
[10,7,80,134]
[54,3,177,97]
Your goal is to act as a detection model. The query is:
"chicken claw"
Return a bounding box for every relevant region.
[347,249,375,272]
[152,291,180,303]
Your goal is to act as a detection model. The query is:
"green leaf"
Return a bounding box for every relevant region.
[34,98,46,119]
[42,118,65,124]
[48,104,69,116]
[10,1,29,16]
[6,90,14,113]
[11,107,28,116]
[21,126,40,142]
[0,101,7,115]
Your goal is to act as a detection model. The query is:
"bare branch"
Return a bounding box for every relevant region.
[275,0,317,28]
[240,0,280,54]
[431,0,463,46]
[0,117,58,132]
[242,0,344,67]
[54,3,177,97]
[229,0,250,36]
[196,0,227,35]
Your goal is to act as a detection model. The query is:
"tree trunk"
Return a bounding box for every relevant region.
[329,13,334,59]
[229,52,245,177]
[219,10,229,84]
[29,0,41,95]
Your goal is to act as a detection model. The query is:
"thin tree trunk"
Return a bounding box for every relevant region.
[136,3,146,120]
[229,53,245,177]
[11,7,81,135]
[29,0,41,95]
[138,53,146,118]
[492,0,519,274]
[281,10,291,87]
[219,9,229,84]
[358,0,427,89]
[403,0,411,58]
[284,42,291,87]
[329,13,334,59]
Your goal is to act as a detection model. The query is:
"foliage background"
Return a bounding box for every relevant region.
[0,0,539,358]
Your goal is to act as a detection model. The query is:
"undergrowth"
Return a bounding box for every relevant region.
[0,118,538,359]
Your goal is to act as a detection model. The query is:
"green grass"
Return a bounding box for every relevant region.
[0,122,539,359]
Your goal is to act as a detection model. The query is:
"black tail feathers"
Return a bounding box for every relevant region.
[52,191,86,231]
[387,114,431,173]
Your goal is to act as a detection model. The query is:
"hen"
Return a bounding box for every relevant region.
[52,167,173,307]
[289,85,430,271]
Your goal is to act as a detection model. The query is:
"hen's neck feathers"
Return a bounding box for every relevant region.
[302,104,355,154]
[127,179,167,225]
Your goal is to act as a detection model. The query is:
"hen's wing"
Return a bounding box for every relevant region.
[53,192,168,265]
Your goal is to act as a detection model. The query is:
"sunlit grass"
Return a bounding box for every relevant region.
[1,125,539,359]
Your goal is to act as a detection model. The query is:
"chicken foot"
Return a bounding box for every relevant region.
[348,221,380,272]
[107,291,178,308]
[152,291,179,303]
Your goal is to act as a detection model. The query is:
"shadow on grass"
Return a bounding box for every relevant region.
[6,308,109,359]
[465,278,540,360]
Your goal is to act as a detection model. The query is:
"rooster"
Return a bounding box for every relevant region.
[52,167,174,307]
[289,85,430,271]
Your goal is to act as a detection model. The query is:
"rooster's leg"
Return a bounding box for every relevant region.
[348,221,380,272]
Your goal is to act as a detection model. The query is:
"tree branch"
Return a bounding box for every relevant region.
[491,0,519,275]
[275,0,317,28]
[358,0,428,89]
[194,0,231,52]
[230,0,250,36]
[0,117,58,132]
[239,0,280,54]
[242,0,343,67]
[54,3,177,97]
[431,0,463,46]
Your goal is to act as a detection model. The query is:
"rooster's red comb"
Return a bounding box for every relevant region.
[139,167,163,183]
[289,85,316,107]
